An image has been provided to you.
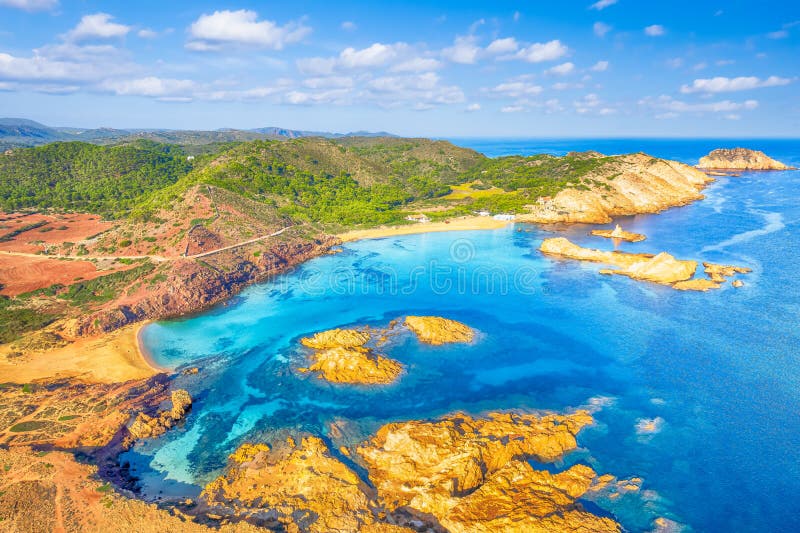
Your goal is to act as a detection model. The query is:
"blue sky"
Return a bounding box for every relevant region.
[0,0,798,136]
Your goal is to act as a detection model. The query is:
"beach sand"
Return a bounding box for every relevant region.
[337,216,513,242]
[0,322,161,384]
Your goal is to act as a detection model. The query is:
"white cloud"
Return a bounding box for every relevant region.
[716,59,735,66]
[340,42,406,68]
[514,40,568,63]
[390,57,442,72]
[591,60,609,72]
[137,29,158,39]
[302,76,353,89]
[546,62,575,75]
[187,10,310,51]
[0,48,125,82]
[296,57,337,76]
[513,11,521,22]
[593,22,612,38]
[489,81,543,98]
[641,94,759,114]
[466,103,480,111]
[589,0,617,10]
[442,36,480,64]
[552,82,584,90]
[692,62,707,71]
[486,37,518,54]
[501,105,525,113]
[767,30,788,39]
[365,72,465,107]
[644,25,666,37]
[65,13,131,42]
[298,42,409,75]
[341,21,357,31]
[101,77,195,98]
[0,0,57,11]
[680,75,792,94]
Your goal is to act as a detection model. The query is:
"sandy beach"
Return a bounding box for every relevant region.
[0,322,162,384]
[337,215,513,242]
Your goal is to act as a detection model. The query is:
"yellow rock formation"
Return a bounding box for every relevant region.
[703,262,752,283]
[698,148,793,171]
[128,389,192,441]
[672,279,721,292]
[307,345,403,385]
[591,224,647,242]
[202,436,406,533]
[300,327,403,384]
[404,315,475,345]
[300,328,371,349]
[357,410,618,532]
[518,153,712,224]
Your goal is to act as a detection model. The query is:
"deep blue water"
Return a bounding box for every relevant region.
[130,139,800,532]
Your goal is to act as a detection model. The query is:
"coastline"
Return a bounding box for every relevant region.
[336,215,513,242]
[0,322,163,384]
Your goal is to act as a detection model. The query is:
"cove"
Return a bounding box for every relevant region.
[130,141,800,532]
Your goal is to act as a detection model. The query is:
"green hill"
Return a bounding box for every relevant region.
[0,140,192,218]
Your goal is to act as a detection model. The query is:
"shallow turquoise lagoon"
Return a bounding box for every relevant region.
[131,140,800,532]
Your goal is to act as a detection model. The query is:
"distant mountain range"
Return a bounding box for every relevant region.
[0,118,396,149]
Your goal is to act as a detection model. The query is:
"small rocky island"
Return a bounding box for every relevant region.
[540,237,749,291]
[697,148,793,171]
[298,316,475,385]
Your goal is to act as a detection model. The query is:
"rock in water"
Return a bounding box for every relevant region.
[300,328,402,385]
[202,436,408,533]
[591,224,647,242]
[357,410,620,533]
[307,346,403,385]
[698,148,793,170]
[301,328,371,349]
[404,316,475,344]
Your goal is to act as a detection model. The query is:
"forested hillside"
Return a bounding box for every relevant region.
[0,141,192,217]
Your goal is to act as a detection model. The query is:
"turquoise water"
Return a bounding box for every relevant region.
[130,140,800,532]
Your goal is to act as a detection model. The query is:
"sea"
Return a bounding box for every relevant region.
[128,138,800,532]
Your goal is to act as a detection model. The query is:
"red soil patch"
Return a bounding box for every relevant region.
[0,255,116,297]
[0,212,113,253]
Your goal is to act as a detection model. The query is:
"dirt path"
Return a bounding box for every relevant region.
[0,225,293,263]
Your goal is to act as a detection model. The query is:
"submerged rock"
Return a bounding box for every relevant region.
[404,316,475,345]
[698,148,793,171]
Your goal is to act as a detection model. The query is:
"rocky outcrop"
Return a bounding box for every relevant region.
[357,410,619,532]
[591,224,646,242]
[698,148,793,171]
[301,328,371,349]
[703,262,752,283]
[299,328,402,385]
[303,346,403,385]
[404,316,475,345]
[202,436,410,533]
[518,153,712,224]
[74,236,336,336]
[127,389,192,441]
[541,237,751,291]
[201,410,620,532]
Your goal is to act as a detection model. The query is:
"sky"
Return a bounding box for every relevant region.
[0,0,798,137]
